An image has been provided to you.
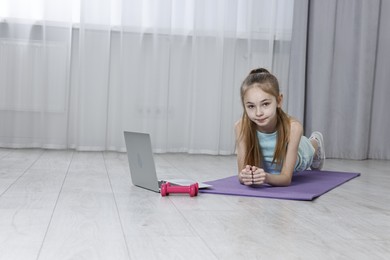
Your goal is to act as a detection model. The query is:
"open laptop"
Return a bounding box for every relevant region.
[123,131,211,192]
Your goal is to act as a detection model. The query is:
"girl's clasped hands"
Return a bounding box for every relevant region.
[240,165,266,185]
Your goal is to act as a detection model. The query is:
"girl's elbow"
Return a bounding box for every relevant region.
[279,171,293,186]
[266,173,292,187]
[282,179,292,186]
[281,175,292,186]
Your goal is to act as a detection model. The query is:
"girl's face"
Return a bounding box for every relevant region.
[243,86,282,133]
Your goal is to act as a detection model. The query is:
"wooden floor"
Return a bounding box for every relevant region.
[0,148,389,260]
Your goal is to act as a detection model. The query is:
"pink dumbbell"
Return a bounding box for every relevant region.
[160,182,199,197]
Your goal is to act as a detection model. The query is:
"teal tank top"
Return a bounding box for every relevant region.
[257,131,281,174]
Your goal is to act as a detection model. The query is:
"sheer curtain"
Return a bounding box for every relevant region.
[0,0,295,154]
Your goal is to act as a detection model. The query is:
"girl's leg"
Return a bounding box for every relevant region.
[309,132,325,170]
[310,138,318,153]
[294,136,315,172]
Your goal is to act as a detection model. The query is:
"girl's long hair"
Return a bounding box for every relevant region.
[238,68,290,168]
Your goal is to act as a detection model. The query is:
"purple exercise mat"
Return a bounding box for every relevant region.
[199,170,360,201]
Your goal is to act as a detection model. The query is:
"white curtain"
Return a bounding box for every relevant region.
[0,0,294,154]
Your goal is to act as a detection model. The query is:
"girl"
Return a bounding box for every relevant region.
[235,68,325,187]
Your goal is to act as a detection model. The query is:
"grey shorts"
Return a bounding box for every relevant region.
[294,136,315,172]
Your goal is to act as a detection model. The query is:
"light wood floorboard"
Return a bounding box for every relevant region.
[0,148,389,259]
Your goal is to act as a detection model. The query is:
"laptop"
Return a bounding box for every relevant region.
[123,131,211,192]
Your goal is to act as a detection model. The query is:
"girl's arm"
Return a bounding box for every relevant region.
[235,120,266,185]
[264,120,303,186]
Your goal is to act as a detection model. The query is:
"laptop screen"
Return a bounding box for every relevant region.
[124,131,160,192]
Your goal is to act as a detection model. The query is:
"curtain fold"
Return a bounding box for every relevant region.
[286,0,308,124]
[303,0,389,159]
[0,0,294,154]
[0,21,73,149]
[369,0,390,159]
